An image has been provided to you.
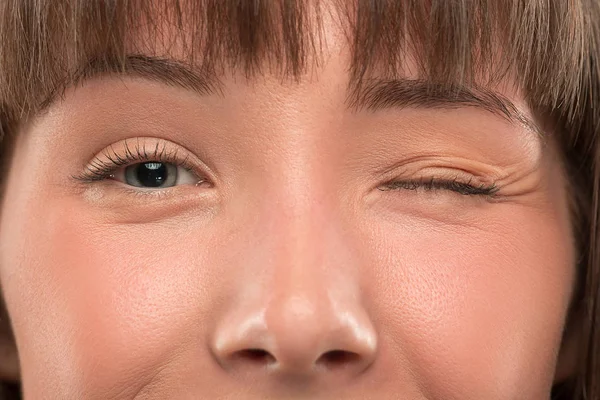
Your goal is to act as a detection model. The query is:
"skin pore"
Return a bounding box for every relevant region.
[0,8,577,400]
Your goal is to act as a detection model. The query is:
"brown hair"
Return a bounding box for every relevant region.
[0,1,598,399]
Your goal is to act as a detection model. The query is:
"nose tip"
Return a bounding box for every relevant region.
[211,297,377,380]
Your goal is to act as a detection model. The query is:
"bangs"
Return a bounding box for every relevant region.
[0,0,597,135]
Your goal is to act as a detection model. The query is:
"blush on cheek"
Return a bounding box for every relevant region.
[1,198,220,397]
[366,204,574,400]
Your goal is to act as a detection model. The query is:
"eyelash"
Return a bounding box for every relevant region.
[74,141,497,198]
[380,177,499,197]
[72,140,198,183]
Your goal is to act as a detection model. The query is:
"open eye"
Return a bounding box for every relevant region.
[73,138,211,191]
[113,161,200,189]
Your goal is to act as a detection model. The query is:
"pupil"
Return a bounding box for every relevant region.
[136,162,168,187]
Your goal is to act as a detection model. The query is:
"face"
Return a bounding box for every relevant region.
[0,9,576,400]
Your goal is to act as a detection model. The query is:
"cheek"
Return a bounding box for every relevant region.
[0,197,226,396]
[366,204,575,399]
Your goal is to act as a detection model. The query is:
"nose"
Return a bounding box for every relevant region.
[212,294,377,379]
[210,210,378,383]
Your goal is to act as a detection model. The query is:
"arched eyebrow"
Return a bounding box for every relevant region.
[68,54,221,98]
[68,54,541,136]
[350,79,541,136]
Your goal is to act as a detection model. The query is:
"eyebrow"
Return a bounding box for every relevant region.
[350,79,541,135]
[71,54,540,135]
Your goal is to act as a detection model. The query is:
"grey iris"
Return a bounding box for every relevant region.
[125,162,177,188]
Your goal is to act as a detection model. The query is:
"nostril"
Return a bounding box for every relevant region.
[317,350,361,369]
[233,349,277,365]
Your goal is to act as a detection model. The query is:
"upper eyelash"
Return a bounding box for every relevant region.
[74,143,497,198]
[379,177,499,196]
[72,139,196,183]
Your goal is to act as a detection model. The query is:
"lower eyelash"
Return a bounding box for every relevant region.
[380,178,498,196]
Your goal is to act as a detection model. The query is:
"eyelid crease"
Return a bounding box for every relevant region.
[372,154,506,181]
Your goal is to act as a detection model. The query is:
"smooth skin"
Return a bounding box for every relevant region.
[0,11,576,400]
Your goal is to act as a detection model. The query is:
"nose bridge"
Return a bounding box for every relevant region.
[267,182,335,298]
[260,145,345,314]
[264,199,351,359]
[261,172,348,327]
